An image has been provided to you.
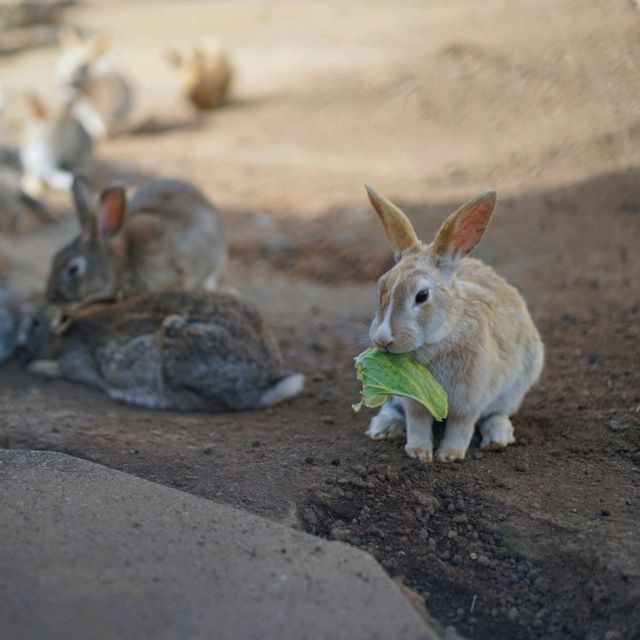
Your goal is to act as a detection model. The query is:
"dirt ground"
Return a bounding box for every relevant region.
[1,1,639,639]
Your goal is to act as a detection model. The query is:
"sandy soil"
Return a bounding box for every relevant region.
[1,1,639,639]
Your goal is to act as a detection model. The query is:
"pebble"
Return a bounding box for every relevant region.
[202,446,213,455]
[507,607,519,622]
[304,456,315,465]
[514,462,529,473]
[474,504,485,514]
[469,552,478,560]
[452,554,462,566]
[440,489,452,499]
[447,529,458,539]
[452,514,468,525]
[251,440,261,448]
[427,538,437,550]
[331,458,341,466]
[455,499,466,512]
[472,451,483,460]
[607,420,629,433]
[478,555,491,567]
[604,631,622,640]
[600,508,611,517]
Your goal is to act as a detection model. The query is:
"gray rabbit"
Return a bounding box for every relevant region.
[46,176,226,303]
[24,291,304,412]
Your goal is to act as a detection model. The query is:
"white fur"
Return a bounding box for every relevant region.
[259,373,305,407]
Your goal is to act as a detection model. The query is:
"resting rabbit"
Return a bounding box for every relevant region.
[46,176,226,303]
[167,39,232,110]
[56,31,133,138]
[19,93,93,194]
[23,290,304,412]
[365,186,544,462]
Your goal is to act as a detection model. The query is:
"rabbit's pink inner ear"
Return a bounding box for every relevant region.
[433,191,497,264]
[99,187,126,237]
[453,193,497,255]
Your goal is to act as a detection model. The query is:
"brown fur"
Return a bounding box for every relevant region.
[366,187,544,463]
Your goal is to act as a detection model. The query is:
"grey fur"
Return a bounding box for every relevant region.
[26,291,303,412]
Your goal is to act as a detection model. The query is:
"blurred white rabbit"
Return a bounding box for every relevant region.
[56,29,134,138]
[19,92,93,195]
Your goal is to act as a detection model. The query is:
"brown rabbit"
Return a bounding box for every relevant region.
[365,187,544,463]
[167,39,233,110]
[46,176,226,304]
[23,291,304,412]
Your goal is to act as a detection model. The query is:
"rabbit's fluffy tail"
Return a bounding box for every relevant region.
[259,373,305,407]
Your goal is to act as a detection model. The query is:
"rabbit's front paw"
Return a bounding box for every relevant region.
[480,415,515,450]
[405,442,433,463]
[435,447,466,463]
[367,413,405,440]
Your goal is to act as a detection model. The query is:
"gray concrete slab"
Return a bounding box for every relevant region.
[0,450,441,640]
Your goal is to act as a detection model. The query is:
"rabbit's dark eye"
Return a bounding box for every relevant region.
[66,257,86,278]
[415,289,430,305]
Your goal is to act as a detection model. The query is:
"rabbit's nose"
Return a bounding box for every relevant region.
[373,328,394,350]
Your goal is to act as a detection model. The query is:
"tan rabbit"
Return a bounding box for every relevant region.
[167,39,233,110]
[364,186,544,463]
[23,291,304,412]
[45,176,226,303]
[56,30,133,138]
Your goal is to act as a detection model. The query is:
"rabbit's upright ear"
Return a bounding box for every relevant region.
[98,185,127,237]
[431,191,497,274]
[25,92,48,120]
[72,175,96,237]
[365,185,420,260]
[88,35,110,61]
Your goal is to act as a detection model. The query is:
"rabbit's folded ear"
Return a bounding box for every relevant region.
[431,190,497,273]
[72,175,96,237]
[365,185,420,259]
[99,185,127,237]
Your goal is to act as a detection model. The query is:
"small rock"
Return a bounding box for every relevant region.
[472,451,483,460]
[469,552,478,560]
[452,554,462,566]
[353,465,368,479]
[514,461,529,473]
[331,458,341,466]
[474,504,485,514]
[428,538,437,550]
[604,631,622,640]
[478,555,491,567]
[330,526,351,542]
[251,440,261,448]
[453,514,468,525]
[455,499,465,512]
[130,449,139,455]
[532,619,544,630]
[600,508,611,517]
[507,607,519,622]
[440,489,452,499]
[304,456,315,465]
[202,446,213,455]
[607,420,629,433]
[447,529,458,539]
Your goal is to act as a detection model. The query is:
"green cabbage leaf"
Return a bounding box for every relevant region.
[352,347,448,421]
